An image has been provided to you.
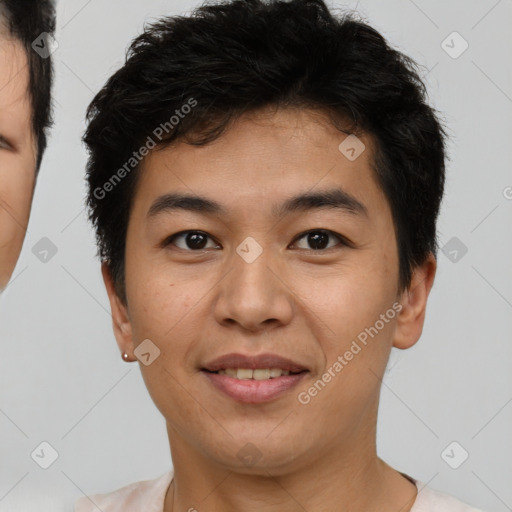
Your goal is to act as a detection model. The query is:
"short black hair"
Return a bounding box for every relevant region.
[0,0,56,173]
[83,0,447,304]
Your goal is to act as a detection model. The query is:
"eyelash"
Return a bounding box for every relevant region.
[163,229,350,252]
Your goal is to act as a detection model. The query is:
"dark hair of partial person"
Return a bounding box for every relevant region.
[0,0,56,173]
[83,0,448,304]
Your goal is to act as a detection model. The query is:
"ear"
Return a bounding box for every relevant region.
[393,252,437,350]
[101,262,136,360]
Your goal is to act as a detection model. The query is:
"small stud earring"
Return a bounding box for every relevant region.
[122,352,130,361]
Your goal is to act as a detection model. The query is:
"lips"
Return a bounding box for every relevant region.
[200,352,310,403]
[201,352,309,373]
[202,370,308,403]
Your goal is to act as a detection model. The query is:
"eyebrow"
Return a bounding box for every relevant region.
[147,187,368,220]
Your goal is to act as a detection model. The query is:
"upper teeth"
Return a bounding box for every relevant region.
[217,368,292,379]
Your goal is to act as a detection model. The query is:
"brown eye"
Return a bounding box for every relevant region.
[163,228,349,253]
[291,229,347,251]
[165,230,219,251]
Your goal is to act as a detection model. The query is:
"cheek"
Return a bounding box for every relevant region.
[128,280,188,341]
[128,276,195,412]
[313,284,395,366]
[0,159,36,284]
[295,257,395,335]
[125,259,210,361]
[296,287,396,431]
[0,158,35,217]
[294,255,397,402]
[129,279,209,430]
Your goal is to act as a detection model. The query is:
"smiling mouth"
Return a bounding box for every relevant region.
[202,368,307,380]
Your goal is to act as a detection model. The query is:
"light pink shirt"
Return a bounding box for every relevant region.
[74,471,484,512]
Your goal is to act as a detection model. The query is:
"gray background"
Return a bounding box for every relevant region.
[1,0,511,510]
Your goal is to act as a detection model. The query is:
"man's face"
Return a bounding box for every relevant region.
[108,107,428,473]
[0,35,37,291]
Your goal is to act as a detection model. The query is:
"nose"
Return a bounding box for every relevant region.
[213,241,294,333]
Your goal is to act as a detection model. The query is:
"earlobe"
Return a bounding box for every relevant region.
[392,253,437,350]
[101,262,136,360]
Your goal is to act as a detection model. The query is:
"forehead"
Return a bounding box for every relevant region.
[0,36,31,121]
[146,109,372,190]
[132,107,389,227]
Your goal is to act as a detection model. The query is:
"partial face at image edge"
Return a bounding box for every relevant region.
[0,33,37,291]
